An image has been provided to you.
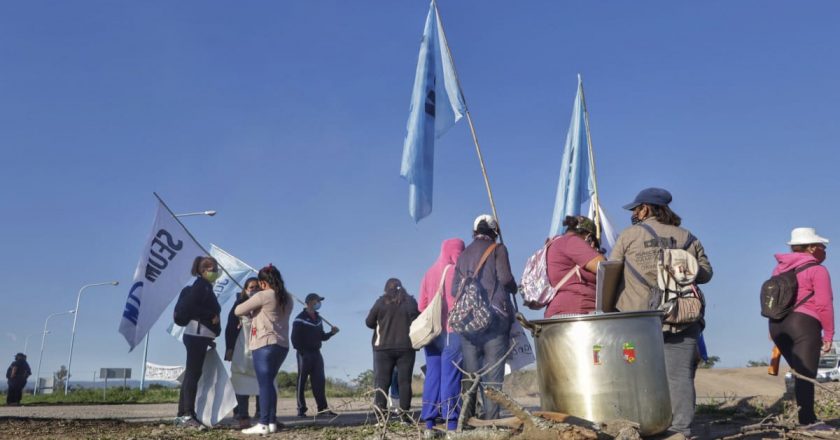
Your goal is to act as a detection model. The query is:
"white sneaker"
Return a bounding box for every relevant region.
[242,423,269,435]
[269,423,277,433]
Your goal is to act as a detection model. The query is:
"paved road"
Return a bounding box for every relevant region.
[0,397,381,426]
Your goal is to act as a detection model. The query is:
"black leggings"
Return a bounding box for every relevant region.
[373,349,416,412]
[177,335,212,418]
[769,312,822,425]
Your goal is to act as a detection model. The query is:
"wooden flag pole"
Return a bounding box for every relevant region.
[578,76,603,242]
[434,2,504,243]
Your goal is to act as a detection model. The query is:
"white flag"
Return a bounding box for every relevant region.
[168,244,257,341]
[119,200,204,351]
[195,349,238,427]
[505,321,536,374]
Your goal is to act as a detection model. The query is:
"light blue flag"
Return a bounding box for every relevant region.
[549,75,594,237]
[548,75,618,251]
[400,0,467,222]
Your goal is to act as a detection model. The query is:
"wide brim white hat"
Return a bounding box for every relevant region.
[787,227,829,246]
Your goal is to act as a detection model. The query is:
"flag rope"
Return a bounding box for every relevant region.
[578,76,603,242]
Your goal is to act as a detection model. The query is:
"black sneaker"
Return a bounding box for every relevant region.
[317,409,338,418]
[297,412,308,418]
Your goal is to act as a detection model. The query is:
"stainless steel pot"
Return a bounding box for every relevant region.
[519,311,671,436]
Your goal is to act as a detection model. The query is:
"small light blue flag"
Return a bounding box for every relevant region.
[400,0,466,222]
[549,75,594,236]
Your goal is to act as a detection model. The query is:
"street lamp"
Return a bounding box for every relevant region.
[34,310,75,395]
[24,331,48,355]
[139,209,216,391]
[65,281,120,394]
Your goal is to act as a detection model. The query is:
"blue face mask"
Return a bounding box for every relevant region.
[313,302,322,311]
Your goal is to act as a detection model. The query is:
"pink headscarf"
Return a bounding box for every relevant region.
[418,238,465,333]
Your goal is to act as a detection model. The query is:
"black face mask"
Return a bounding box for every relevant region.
[631,214,642,225]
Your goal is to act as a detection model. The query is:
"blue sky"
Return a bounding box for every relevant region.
[2,1,840,385]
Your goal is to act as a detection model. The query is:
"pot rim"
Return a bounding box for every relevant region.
[529,310,663,325]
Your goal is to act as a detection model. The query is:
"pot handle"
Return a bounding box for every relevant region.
[515,312,541,337]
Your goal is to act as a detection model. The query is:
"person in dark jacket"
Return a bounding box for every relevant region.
[224,277,261,429]
[365,278,419,419]
[173,256,222,428]
[6,353,31,406]
[291,293,339,418]
[451,214,517,421]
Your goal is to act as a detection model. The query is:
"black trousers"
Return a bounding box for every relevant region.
[6,380,25,405]
[177,335,212,418]
[296,350,328,414]
[373,349,416,412]
[770,312,822,425]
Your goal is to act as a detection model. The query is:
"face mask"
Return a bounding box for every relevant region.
[203,271,221,283]
[313,302,322,311]
[812,247,827,264]
[631,214,641,225]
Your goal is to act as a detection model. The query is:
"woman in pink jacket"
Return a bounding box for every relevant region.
[417,238,464,433]
[769,227,834,427]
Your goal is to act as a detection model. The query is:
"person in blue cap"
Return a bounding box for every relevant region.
[291,292,339,418]
[609,187,713,439]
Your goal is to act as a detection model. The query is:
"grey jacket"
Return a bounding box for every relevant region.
[609,218,713,312]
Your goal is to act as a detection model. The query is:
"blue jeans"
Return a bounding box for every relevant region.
[252,344,289,425]
[421,332,463,430]
[461,329,510,420]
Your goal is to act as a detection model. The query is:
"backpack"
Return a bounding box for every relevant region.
[173,287,192,327]
[626,223,705,332]
[520,237,582,308]
[449,244,499,337]
[760,263,817,320]
[409,265,451,349]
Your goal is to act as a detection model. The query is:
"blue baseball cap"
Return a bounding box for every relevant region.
[622,188,673,210]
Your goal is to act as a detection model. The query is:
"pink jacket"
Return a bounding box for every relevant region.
[418,238,465,333]
[773,252,835,341]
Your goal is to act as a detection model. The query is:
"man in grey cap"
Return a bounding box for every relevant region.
[609,187,713,438]
[291,293,339,418]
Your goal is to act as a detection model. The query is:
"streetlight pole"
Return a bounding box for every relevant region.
[139,209,216,391]
[24,331,48,355]
[65,281,120,395]
[35,310,75,395]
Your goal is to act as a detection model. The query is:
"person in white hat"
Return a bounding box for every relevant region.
[450,214,517,421]
[769,227,834,427]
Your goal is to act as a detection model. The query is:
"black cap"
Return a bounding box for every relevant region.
[305,293,325,303]
[15,353,25,358]
[622,187,673,210]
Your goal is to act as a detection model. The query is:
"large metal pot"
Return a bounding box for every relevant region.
[519,311,671,436]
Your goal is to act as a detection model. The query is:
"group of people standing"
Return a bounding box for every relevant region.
[366,186,833,438]
[173,258,338,434]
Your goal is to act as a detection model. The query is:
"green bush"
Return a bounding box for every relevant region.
[18,386,179,405]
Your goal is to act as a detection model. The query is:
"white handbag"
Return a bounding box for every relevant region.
[409,265,451,349]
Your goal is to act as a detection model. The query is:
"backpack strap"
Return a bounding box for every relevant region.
[474,243,498,275]
[553,265,582,291]
[790,262,819,311]
[436,265,452,298]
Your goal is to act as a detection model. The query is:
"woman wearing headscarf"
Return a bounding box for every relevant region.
[366,278,419,421]
[418,238,465,432]
[769,227,834,427]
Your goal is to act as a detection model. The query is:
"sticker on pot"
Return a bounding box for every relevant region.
[593,345,602,365]
[623,342,637,364]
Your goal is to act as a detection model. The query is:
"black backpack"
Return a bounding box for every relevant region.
[760,263,817,320]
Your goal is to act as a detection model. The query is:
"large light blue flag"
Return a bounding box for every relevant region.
[548,75,617,250]
[400,0,466,222]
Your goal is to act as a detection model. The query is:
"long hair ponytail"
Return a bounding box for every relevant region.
[258,264,291,311]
